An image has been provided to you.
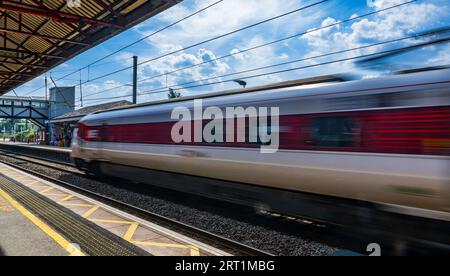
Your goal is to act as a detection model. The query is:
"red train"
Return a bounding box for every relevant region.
[71,68,450,224]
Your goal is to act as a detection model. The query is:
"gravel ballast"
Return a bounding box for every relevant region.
[0,146,341,256]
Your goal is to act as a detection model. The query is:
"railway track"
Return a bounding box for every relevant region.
[0,149,273,256]
[0,149,82,176]
[2,145,448,255]
[0,148,330,229]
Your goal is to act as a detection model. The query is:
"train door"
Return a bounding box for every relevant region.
[311,116,358,147]
[83,121,108,162]
[96,121,108,162]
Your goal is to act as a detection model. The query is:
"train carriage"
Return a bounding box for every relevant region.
[71,68,450,224]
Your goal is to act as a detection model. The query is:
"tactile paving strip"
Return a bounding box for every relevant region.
[0,163,228,256]
[0,173,149,256]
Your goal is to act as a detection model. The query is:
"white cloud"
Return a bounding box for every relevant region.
[135,47,231,99]
[280,53,289,60]
[132,0,325,99]
[427,45,450,65]
[227,36,286,84]
[303,1,441,50]
[299,0,445,76]
[17,0,449,105]
[137,0,314,49]
[82,80,132,102]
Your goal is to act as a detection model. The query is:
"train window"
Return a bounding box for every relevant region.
[87,130,99,140]
[100,123,108,142]
[325,93,403,111]
[312,117,355,147]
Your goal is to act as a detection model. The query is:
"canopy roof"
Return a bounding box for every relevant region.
[50,100,131,123]
[0,0,181,95]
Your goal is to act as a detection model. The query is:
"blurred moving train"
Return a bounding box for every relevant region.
[71,67,450,226]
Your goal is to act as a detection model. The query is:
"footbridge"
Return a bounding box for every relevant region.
[0,96,49,127]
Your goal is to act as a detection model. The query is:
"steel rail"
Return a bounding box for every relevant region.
[0,154,273,256]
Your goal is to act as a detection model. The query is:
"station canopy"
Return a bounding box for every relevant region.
[0,0,181,95]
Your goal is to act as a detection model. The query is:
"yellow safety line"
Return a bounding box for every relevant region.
[89,218,133,224]
[188,245,200,256]
[123,222,139,242]
[42,193,68,197]
[62,203,95,208]
[82,205,100,218]
[27,185,49,189]
[6,174,22,178]
[11,176,28,180]
[134,241,201,255]
[1,164,205,256]
[132,241,199,250]
[58,195,75,204]
[39,187,55,195]
[0,188,85,256]
[24,180,40,186]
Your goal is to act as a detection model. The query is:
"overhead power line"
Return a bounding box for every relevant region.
[137,38,449,96]
[18,0,224,96]
[81,0,417,101]
[83,94,132,103]
[21,0,327,98]
[50,0,332,102]
[47,0,226,83]
[77,0,329,88]
[88,0,225,68]
[136,0,417,85]
[137,27,450,95]
[76,83,132,101]
[136,0,329,67]
[80,36,445,105]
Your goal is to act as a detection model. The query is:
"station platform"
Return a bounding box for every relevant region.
[0,142,71,153]
[0,162,228,256]
[0,191,69,256]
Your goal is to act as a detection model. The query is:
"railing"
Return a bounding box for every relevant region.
[0,99,48,109]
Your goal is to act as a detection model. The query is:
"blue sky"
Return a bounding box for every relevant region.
[9,0,450,108]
